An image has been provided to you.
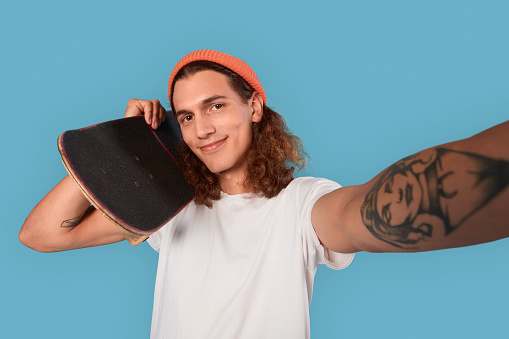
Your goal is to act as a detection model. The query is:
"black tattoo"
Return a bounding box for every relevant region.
[361,148,509,249]
[60,212,85,228]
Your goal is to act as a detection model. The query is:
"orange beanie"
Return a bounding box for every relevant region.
[168,50,267,106]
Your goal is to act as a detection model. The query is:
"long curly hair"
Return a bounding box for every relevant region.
[170,61,307,207]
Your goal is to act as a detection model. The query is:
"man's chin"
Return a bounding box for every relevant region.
[201,162,225,175]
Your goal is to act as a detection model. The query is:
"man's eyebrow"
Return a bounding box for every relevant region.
[202,95,228,105]
[175,95,228,117]
[175,109,191,118]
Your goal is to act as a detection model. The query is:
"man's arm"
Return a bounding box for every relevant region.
[312,120,509,253]
[19,175,126,252]
[19,99,166,252]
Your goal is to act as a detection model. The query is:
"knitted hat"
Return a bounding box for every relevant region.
[168,50,267,106]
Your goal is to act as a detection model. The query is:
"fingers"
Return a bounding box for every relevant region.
[124,99,167,129]
[146,99,166,129]
[124,99,145,118]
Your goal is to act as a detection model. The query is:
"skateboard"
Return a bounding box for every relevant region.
[57,112,196,246]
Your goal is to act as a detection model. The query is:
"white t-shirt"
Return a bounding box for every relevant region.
[147,177,354,339]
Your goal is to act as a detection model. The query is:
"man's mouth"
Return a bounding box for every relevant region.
[200,138,227,152]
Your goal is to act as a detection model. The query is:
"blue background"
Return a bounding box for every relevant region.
[1,0,508,338]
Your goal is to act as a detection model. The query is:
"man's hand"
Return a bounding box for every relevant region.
[124,99,167,130]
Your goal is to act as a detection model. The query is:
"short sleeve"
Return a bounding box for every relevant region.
[147,227,164,253]
[297,177,355,271]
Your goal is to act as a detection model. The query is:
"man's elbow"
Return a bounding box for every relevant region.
[19,224,57,253]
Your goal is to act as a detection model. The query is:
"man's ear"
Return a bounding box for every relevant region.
[250,92,264,123]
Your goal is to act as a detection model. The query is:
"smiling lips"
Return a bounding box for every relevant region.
[200,138,227,153]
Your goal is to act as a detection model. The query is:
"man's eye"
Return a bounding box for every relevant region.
[212,103,224,110]
[181,115,193,123]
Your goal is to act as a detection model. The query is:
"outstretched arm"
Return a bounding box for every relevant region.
[312,120,509,253]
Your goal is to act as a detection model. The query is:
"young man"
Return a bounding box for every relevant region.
[20,50,509,338]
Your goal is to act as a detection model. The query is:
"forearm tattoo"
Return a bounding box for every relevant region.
[361,148,509,249]
[60,212,85,228]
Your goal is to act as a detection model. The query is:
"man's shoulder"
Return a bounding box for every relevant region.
[273,176,342,206]
[285,176,341,193]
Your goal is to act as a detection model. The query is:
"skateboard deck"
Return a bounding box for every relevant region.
[57,112,196,246]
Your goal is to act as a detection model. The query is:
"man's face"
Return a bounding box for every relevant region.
[173,70,262,177]
[375,170,422,227]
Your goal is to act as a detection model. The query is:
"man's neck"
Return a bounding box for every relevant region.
[217,166,252,195]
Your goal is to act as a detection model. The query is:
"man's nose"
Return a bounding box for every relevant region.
[194,116,215,139]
